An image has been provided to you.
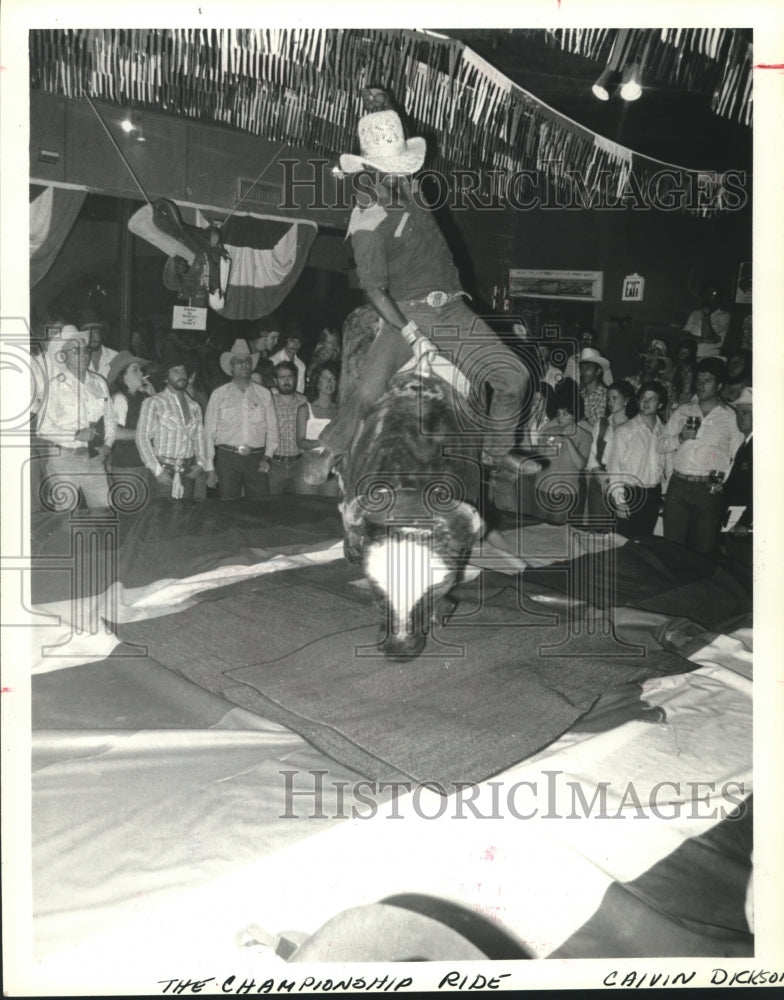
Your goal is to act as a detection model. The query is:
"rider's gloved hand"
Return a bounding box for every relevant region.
[401,321,437,376]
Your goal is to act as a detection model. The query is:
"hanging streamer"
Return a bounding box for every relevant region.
[29,27,750,219]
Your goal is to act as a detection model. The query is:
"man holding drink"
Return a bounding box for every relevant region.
[658,358,745,554]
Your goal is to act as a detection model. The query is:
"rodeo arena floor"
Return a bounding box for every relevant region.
[8,19,784,998]
[18,480,758,991]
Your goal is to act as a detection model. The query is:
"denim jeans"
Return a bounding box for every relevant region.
[321,298,528,458]
[663,475,723,554]
[44,451,110,509]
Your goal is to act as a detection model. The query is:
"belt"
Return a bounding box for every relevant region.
[46,440,87,453]
[157,455,195,472]
[672,470,711,483]
[217,444,266,456]
[401,290,468,308]
[272,453,302,462]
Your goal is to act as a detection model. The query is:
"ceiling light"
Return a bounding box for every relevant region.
[620,63,643,102]
[120,110,146,141]
[591,66,619,101]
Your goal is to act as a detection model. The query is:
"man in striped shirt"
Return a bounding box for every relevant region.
[136,353,208,500]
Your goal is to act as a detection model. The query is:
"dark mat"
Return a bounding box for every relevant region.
[522,534,752,631]
[553,797,753,958]
[30,496,343,602]
[120,561,694,786]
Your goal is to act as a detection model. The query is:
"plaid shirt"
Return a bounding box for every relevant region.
[580,384,607,427]
[272,391,306,456]
[136,387,207,474]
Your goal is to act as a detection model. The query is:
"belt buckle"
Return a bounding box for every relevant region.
[426,290,448,308]
[237,445,251,456]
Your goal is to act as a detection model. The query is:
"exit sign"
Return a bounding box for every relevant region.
[622,273,645,302]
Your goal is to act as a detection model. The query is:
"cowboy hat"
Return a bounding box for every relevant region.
[733,386,753,407]
[578,347,611,372]
[47,325,90,365]
[640,339,674,378]
[106,350,150,387]
[339,109,426,176]
[220,339,260,377]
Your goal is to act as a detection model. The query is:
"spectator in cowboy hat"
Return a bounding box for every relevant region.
[565,329,613,384]
[34,325,117,510]
[136,347,208,501]
[304,88,529,486]
[628,339,674,406]
[203,340,279,499]
[578,347,612,427]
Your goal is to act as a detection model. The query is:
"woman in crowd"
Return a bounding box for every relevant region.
[605,380,668,536]
[531,381,592,525]
[519,382,555,451]
[668,357,697,416]
[585,380,637,518]
[306,327,342,397]
[107,351,155,501]
[297,362,340,496]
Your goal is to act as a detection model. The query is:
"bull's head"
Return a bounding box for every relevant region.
[341,492,483,661]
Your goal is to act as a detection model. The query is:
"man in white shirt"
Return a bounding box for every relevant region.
[35,326,117,509]
[682,283,731,360]
[85,323,119,381]
[606,380,668,536]
[270,332,306,394]
[203,340,279,499]
[657,358,744,554]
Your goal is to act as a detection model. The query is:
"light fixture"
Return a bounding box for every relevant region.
[591,65,620,101]
[119,110,146,142]
[620,63,643,102]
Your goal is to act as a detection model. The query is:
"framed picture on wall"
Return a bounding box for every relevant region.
[735,261,752,304]
[509,268,604,302]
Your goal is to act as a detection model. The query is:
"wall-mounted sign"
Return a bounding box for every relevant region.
[172,305,207,331]
[509,269,603,302]
[622,273,645,302]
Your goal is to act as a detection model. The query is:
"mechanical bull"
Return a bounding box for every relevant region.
[338,372,483,661]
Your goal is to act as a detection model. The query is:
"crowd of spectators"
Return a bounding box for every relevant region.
[29,286,752,563]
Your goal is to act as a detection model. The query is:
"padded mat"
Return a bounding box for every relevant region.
[120,563,693,786]
[30,496,343,602]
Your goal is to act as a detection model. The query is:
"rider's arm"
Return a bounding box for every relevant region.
[364,287,409,331]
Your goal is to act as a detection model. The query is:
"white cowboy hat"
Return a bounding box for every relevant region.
[578,347,611,372]
[339,109,426,175]
[47,325,89,364]
[220,339,260,377]
[734,386,753,407]
[640,338,670,358]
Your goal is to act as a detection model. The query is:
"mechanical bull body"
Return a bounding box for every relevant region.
[339,372,483,661]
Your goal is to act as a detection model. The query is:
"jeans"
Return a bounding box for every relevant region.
[320,298,528,458]
[663,475,723,554]
[214,448,270,499]
[269,455,303,495]
[44,451,110,509]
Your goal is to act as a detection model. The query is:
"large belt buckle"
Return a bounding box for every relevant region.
[426,290,449,308]
[237,445,251,456]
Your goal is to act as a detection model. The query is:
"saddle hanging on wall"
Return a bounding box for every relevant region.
[128,198,317,320]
